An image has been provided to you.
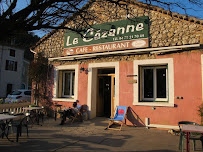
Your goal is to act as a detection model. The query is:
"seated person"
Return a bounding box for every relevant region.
[72,102,79,115]
[60,102,80,125]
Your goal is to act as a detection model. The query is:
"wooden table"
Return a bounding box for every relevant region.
[0,114,17,141]
[23,107,43,110]
[0,114,17,121]
[182,124,203,152]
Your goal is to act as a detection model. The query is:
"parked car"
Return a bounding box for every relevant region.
[5,89,31,103]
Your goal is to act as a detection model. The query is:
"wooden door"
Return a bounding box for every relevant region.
[97,74,115,117]
[96,77,104,116]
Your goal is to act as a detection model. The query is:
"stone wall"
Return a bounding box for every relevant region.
[35,29,65,58]
[33,0,203,59]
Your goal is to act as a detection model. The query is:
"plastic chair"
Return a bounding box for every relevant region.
[107,106,127,131]
[0,120,7,139]
[7,113,29,142]
[54,104,63,121]
[178,121,201,151]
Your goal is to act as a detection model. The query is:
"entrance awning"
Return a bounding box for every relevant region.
[49,44,201,61]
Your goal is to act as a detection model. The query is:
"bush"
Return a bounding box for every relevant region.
[0,98,4,104]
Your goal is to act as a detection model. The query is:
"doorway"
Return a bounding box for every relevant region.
[6,84,13,96]
[97,68,115,118]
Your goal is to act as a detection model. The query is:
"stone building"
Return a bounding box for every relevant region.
[32,0,203,128]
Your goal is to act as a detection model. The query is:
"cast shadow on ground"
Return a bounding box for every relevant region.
[126,106,145,127]
[136,150,177,152]
[0,129,131,152]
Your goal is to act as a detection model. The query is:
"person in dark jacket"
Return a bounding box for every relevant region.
[60,101,79,125]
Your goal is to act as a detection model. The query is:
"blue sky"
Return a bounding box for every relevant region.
[139,0,203,19]
[16,0,203,38]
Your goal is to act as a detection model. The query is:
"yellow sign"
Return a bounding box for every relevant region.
[128,79,137,84]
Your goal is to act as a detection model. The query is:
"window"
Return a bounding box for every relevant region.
[10,49,15,57]
[5,60,17,71]
[24,91,31,96]
[53,64,78,101]
[6,84,12,95]
[140,66,168,102]
[133,58,174,107]
[21,84,25,89]
[61,71,75,97]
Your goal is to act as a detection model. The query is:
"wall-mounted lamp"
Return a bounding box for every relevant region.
[80,67,85,73]
[151,106,156,110]
[80,67,89,74]
[84,68,89,74]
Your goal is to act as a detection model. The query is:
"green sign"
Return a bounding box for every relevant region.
[64,16,149,55]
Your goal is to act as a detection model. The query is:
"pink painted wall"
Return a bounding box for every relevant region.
[51,51,203,126]
[119,61,134,107]
[119,51,203,126]
[52,64,88,108]
[77,64,88,106]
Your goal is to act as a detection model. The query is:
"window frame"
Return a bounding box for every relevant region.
[62,71,75,98]
[53,64,78,102]
[9,49,15,57]
[141,65,168,102]
[133,58,174,107]
[5,60,17,71]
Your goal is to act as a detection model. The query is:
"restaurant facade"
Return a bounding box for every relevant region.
[32,0,203,129]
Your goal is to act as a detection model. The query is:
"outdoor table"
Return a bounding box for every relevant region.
[23,107,43,111]
[23,107,44,125]
[0,114,17,142]
[182,124,203,152]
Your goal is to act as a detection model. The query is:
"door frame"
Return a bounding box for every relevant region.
[201,54,203,102]
[87,62,119,119]
[111,74,115,117]
[97,74,115,117]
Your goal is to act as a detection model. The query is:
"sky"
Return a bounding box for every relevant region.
[15,0,203,38]
[139,0,203,19]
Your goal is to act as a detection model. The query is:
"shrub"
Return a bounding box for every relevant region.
[0,98,4,104]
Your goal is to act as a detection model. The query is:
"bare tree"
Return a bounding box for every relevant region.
[0,0,90,40]
[0,0,202,41]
